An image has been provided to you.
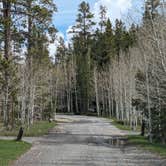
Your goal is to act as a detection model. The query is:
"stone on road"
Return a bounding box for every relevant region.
[13,115,165,166]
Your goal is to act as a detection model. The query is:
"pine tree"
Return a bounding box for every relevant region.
[71,1,95,114]
[99,5,107,32]
[0,0,57,127]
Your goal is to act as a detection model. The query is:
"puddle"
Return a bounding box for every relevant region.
[40,133,128,148]
[107,137,127,146]
[86,136,127,147]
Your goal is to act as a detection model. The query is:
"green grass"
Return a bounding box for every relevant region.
[127,135,166,157]
[110,118,141,131]
[0,121,56,137]
[111,119,131,130]
[0,140,31,166]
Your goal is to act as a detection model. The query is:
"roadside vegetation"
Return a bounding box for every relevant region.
[127,135,166,157]
[110,117,166,157]
[0,140,31,166]
[0,121,56,137]
[111,118,140,131]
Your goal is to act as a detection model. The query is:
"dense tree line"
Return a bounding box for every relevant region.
[0,0,57,129]
[0,0,165,144]
[55,1,166,144]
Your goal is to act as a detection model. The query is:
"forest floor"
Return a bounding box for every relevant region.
[12,115,165,166]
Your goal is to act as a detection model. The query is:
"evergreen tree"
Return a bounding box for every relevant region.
[0,0,57,127]
[71,1,95,114]
[99,5,107,32]
[114,19,126,57]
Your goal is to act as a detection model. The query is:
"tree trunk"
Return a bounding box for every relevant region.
[3,1,11,128]
[94,66,100,116]
[144,52,153,143]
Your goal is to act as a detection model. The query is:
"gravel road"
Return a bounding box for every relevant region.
[13,115,165,166]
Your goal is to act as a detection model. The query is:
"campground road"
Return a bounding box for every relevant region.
[13,115,165,166]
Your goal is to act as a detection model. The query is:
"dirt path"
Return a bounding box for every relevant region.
[13,115,165,166]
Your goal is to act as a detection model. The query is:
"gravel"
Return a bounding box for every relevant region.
[13,115,166,166]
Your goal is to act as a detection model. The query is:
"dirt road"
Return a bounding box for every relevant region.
[13,115,165,166]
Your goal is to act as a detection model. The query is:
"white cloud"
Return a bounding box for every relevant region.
[65,25,74,45]
[48,32,64,57]
[56,0,133,49]
[93,0,132,23]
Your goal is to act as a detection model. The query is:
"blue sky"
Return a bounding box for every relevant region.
[49,0,144,56]
[53,0,144,37]
[53,0,96,35]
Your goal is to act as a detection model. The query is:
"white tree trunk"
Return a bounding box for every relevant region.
[94,66,100,116]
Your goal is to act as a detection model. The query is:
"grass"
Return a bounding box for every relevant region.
[111,119,131,130]
[0,140,31,166]
[127,135,166,157]
[110,118,141,131]
[0,121,56,137]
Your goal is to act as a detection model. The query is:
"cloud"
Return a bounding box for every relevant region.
[48,32,64,57]
[64,0,133,41]
[93,0,132,22]
[50,0,133,56]
[65,25,74,45]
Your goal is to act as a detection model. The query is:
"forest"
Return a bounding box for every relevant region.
[0,0,166,145]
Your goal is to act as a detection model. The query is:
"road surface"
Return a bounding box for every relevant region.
[13,115,165,166]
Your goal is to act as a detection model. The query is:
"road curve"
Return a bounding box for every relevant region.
[13,115,165,166]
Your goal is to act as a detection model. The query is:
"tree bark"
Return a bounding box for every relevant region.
[3,0,11,128]
[94,66,100,116]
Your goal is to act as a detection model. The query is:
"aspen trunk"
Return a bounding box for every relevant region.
[144,52,152,143]
[94,66,100,116]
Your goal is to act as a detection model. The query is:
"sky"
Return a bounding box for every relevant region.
[50,0,144,56]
